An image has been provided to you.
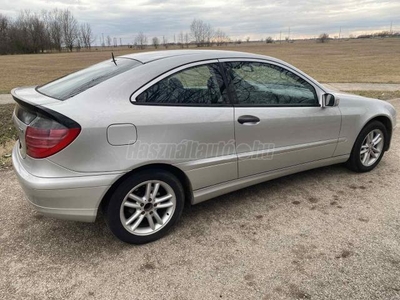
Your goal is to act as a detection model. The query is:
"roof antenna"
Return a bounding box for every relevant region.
[111,52,117,66]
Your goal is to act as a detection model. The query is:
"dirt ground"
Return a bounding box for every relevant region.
[0,99,399,300]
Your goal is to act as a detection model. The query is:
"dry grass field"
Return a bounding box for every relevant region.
[0,38,400,94]
[349,90,400,100]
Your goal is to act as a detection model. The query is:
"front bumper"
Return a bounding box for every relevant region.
[12,144,122,222]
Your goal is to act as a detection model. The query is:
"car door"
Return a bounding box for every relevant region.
[220,59,341,178]
[130,60,237,190]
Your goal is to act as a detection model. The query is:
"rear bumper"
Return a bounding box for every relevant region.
[12,144,121,222]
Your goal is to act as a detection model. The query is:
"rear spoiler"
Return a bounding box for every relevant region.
[12,89,80,129]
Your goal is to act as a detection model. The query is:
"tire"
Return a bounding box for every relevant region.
[346,121,388,172]
[105,169,185,244]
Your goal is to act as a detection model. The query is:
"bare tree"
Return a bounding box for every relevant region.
[106,35,112,47]
[184,32,189,48]
[203,22,213,46]
[178,31,184,48]
[80,22,95,49]
[317,33,330,43]
[266,36,273,43]
[34,12,50,52]
[41,10,55,51]
[135,32,147,49]
[61,9,78,51]
[190,19,203,46]
[14,10,49,54]
[0,14,10,54]
[152,37,160,49]
[246,36,250,43]
[41,10,53,51]
[0,9,96,55]
[190,19,214,47]
[42,9,63,52]
[76,31,82,51]
[213,29,228,46]
[162,36,168,49]
[3,9,54,54]
[51,9,64,51]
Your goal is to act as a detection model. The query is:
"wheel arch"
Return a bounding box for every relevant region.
[99,163,193,214]
[362,115,393,151]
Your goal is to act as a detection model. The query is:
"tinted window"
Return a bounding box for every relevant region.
[136,64,227,105]
[38,58,141,100]
[224,62,318,106]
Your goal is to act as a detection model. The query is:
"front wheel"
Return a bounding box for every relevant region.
[346,121,387,172]
[105,169,185,244]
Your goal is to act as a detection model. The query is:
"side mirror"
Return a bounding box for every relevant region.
[322,93,339,107]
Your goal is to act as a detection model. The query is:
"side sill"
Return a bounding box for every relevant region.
[192,155,349,205]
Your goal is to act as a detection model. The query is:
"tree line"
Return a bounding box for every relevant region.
[316,30,400,43]
[357,31,400,39]
[0,9,94,55]
[131,19,229,50]
[6,11,394,55]
[0,13,231,55]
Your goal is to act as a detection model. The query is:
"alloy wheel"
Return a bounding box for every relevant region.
[119,180,176,236]
[360,129,384,167]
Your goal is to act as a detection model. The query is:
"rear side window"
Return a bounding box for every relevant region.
[135,63,228,105]
[38,58,141,100]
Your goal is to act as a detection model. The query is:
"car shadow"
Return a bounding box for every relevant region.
[177,164,351,228]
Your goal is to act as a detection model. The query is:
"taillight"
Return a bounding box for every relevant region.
[25,116,80,159]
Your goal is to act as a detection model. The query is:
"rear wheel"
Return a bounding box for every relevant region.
[346,121,387,172]
[105,169,184,244]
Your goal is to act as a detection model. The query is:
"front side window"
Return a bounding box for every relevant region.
[224,61,318,106]
[136,64,227,105]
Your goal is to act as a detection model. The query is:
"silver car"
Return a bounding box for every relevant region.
[12,50,397,244]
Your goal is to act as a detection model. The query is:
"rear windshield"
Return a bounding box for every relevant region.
[37,58,141,100]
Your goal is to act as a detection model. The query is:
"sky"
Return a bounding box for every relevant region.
[1,0,400,44]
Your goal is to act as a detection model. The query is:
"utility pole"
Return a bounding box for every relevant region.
[120,38,122,47]
[102,33,104,48]
[390,21,393,34]
[288,27,290,42]
[339,27,341,39]
[280,31,282,44]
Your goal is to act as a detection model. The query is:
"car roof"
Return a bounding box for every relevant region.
[120,49,275,64]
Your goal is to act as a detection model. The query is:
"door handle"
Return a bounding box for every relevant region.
[237,115,260,125]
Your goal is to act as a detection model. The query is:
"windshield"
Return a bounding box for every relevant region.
[37,58,141,100]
